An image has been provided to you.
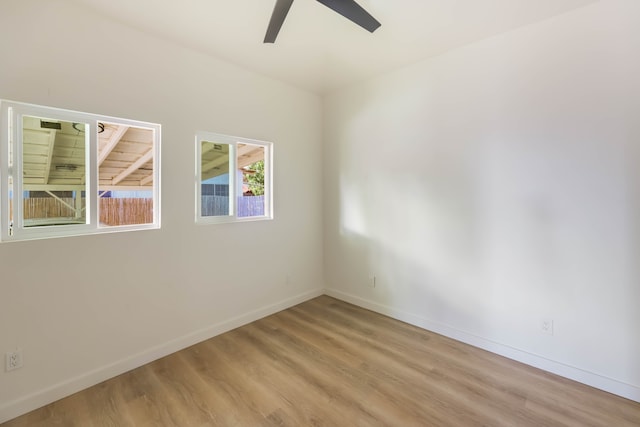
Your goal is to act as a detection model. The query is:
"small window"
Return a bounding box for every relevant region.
[196,131,272,223]
[0,100,161,242]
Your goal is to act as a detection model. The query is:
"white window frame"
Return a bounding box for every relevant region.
[195,131,273,224]
[0,100,161,242]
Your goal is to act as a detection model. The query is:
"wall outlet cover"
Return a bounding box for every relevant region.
[6,349,23,371]
[541,319,554,335]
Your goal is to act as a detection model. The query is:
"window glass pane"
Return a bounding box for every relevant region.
[1,100,161,242]
[195,131,271,224]
[237,143,266,218]
[98,123,155,226]
[22,116,87,227]
[200,141,231,217]
[8,133,13,227]
[8,192,13,226]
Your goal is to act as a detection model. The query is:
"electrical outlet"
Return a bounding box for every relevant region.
[541,319,554,335]
[6,349,23,371]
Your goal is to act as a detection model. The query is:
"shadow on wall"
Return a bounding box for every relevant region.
[326,128,640,388]
[332,160,498,339]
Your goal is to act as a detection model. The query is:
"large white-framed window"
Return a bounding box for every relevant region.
[196,131,272,224]
[0,100,161,242]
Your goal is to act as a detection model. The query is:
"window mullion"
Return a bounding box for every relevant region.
[88,121,98,227]
[14,110,25,233]
[265,144,272,219]
[195,134,203,222]
[229,143,237,217]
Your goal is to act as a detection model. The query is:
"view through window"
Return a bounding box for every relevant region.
[0,100,160,242]
[197,132,272,223]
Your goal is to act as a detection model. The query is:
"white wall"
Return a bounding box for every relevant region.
[0,0,324,421]
[324,0,640,401]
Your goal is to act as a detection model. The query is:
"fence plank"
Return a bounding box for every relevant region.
[99,198,153,226]
[200,195,264,217]
[19,198,153,226]
[237,195,265,217]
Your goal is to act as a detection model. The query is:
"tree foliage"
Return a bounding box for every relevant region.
[245,160,265,196]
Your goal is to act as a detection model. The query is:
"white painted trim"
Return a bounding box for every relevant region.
[0,288,324,424]
[0,99,161,243]
[195,130,274,225]
[324,288,640,404]
[4,285,635,424]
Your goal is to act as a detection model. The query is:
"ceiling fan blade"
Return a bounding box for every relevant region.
[264,0,295,43]
[315,0,381,33]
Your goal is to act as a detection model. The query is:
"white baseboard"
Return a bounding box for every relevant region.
[325,288,640,403]
[0,288,324,424]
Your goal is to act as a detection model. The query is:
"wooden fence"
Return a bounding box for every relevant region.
[238,195,265,217]
[201,195,265,217]
[99,198,153,226]
[20,197,79,219]
[15,196,260,225]
[13,198,153,226]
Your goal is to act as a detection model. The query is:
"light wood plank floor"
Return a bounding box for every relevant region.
[3,296,639,426]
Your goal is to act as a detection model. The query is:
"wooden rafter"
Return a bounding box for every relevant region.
[112,149,153,185]
[201,155,230,180]
[140,172,153,185]
[98,185,154,192]
[43,130,57,184]
[236,144,255,156]
[45,190,78,213]
[237,145,264,169]
[24,184,85,191]
[140,174,153,186]
[98,125,129,166]
[201,142,219,155]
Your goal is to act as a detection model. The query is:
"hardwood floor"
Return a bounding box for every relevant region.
[3,296,639,426]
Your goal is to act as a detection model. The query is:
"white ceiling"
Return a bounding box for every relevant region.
[73,0,598,94]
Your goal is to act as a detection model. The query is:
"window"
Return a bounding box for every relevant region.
[0,100,160,242]
[196,131,272,223]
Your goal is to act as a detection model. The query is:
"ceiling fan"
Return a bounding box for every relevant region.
[264,0,381,43]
